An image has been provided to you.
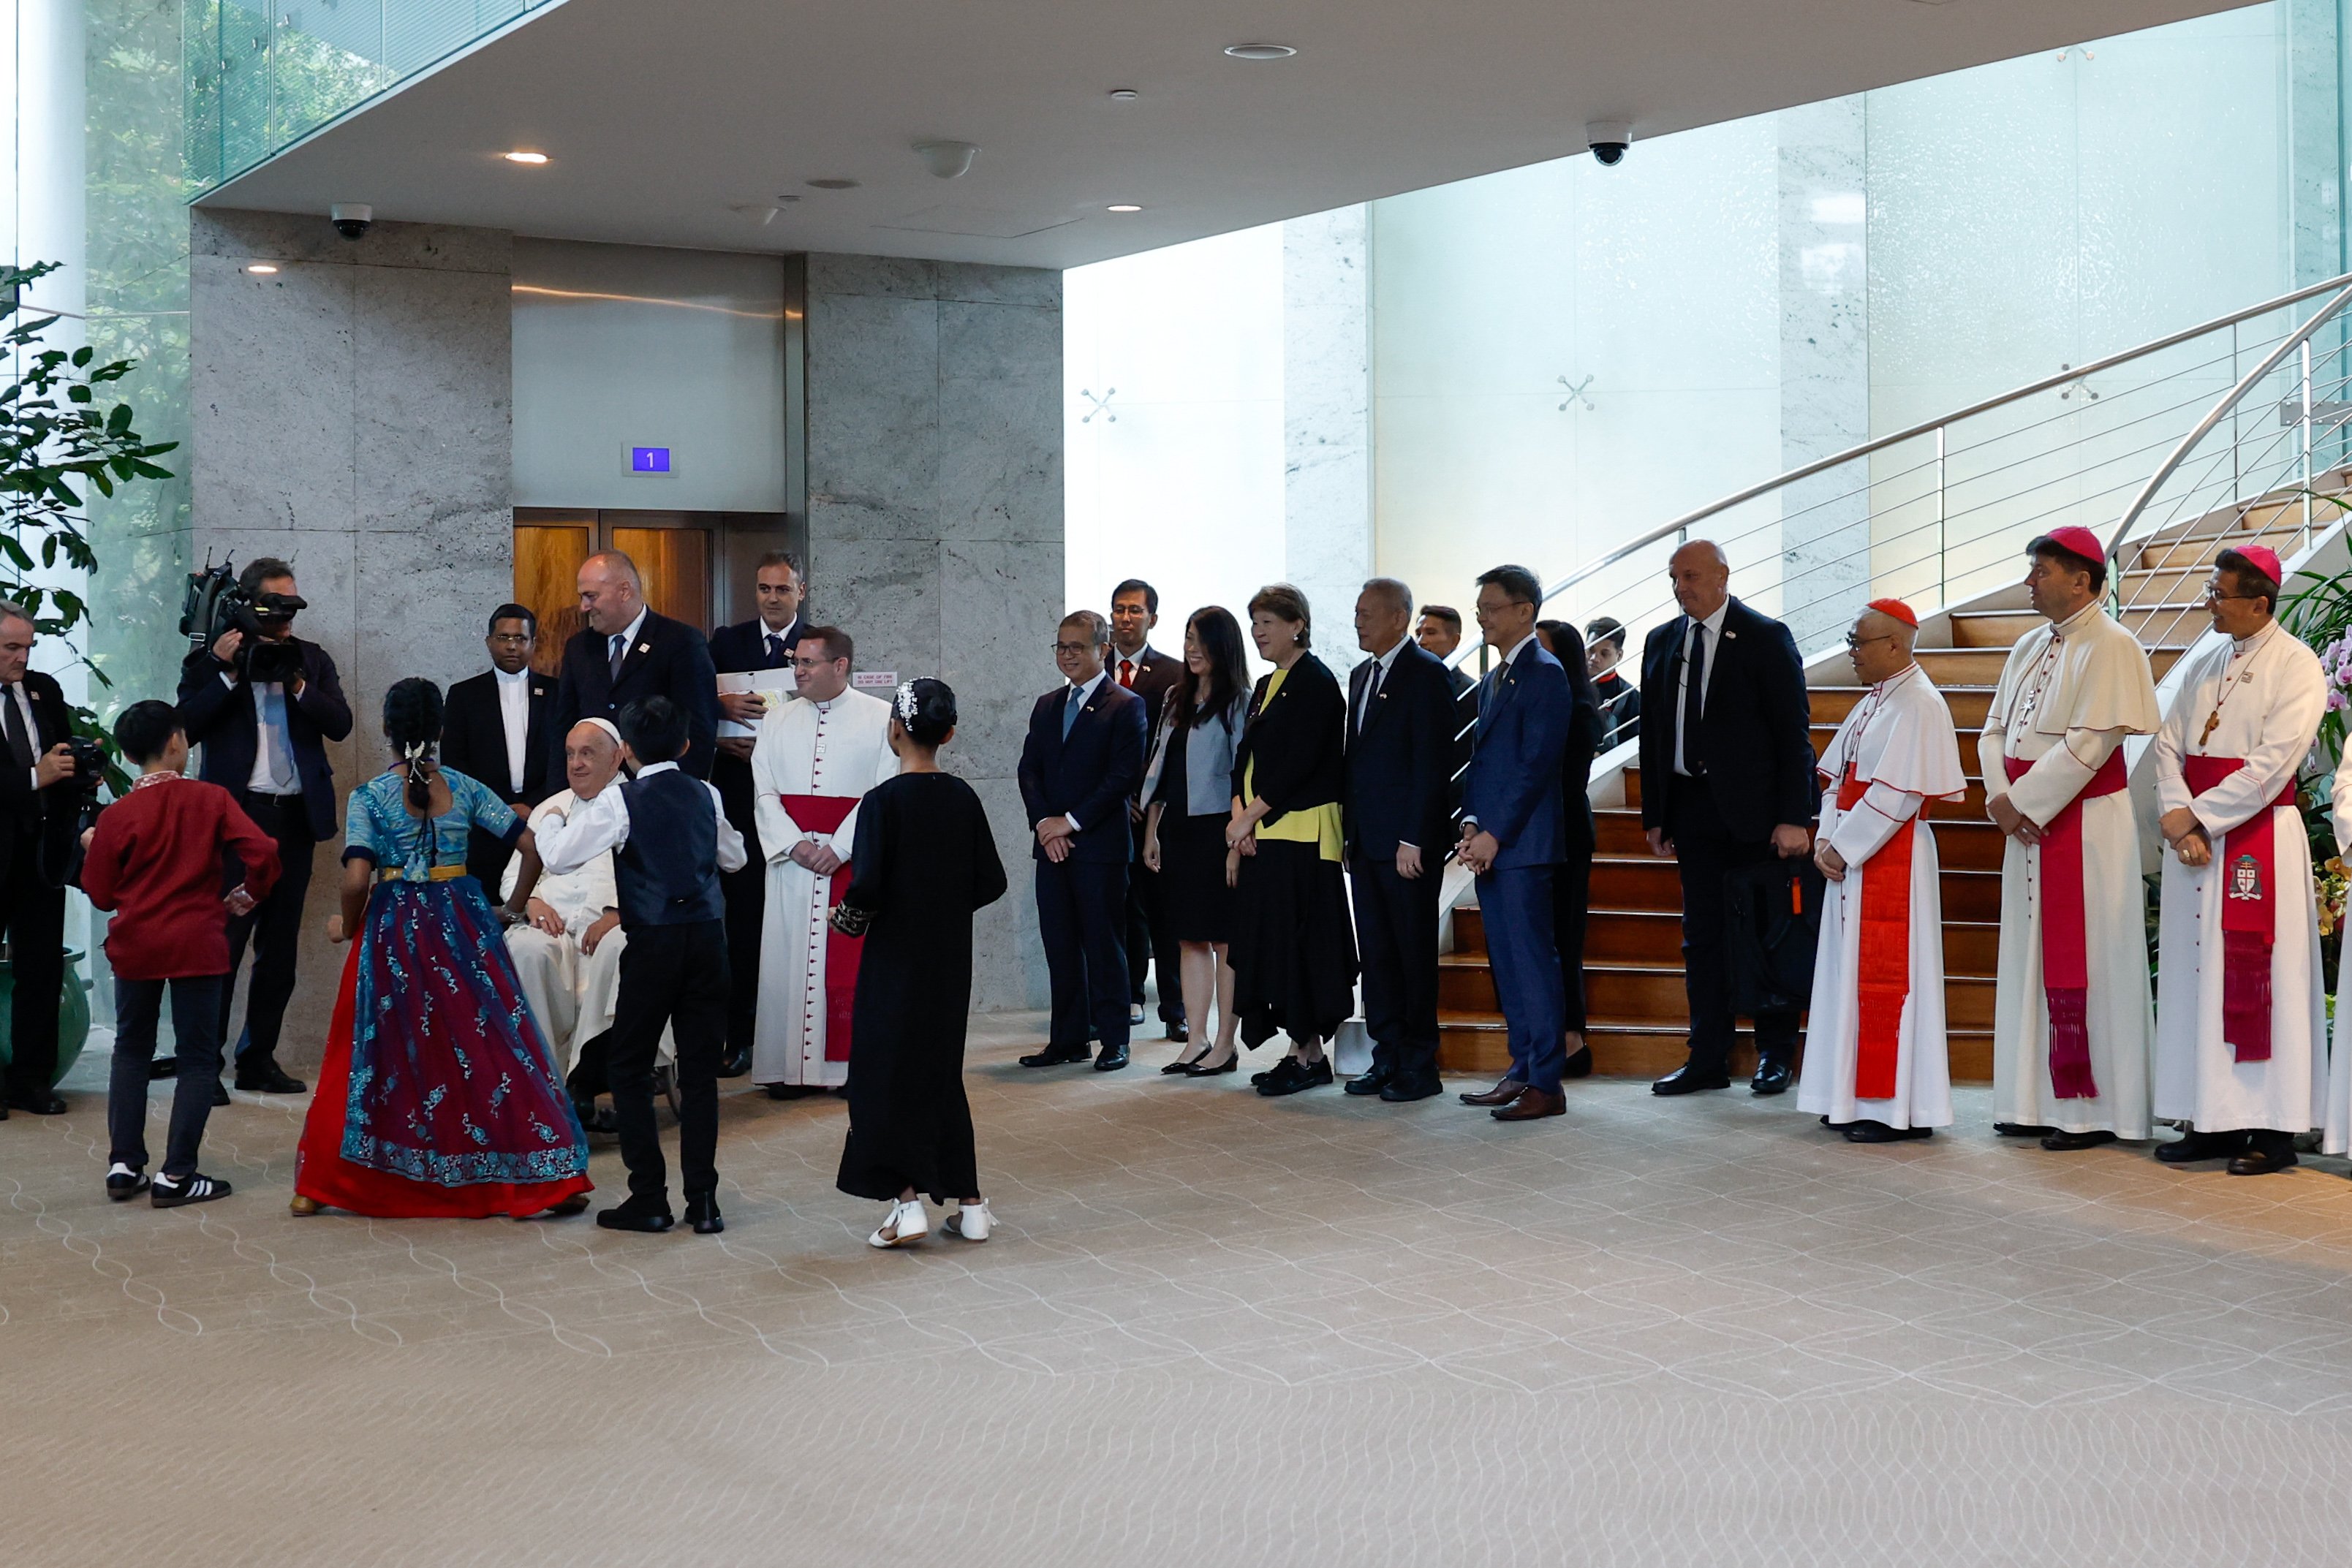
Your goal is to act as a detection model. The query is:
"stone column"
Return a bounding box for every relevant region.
[802,254,1062,1012]
[189,207,513,1064]
[1282,207,1374,668]
[1776,98,1871,652]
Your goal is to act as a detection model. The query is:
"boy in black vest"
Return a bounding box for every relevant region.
[534,697,746,1234]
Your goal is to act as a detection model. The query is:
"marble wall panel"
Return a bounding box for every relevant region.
[940,301,1062,542]
[352,265,511,535]
[805,292,940,539]
[189,254,357,534]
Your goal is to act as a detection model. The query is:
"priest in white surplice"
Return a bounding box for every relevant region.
[1980,526,2162,1150]
[750,627,898,1096]
[2152,545,2329,1176]
[1799,599,1968,1142]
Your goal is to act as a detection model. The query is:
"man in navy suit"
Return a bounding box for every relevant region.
[1016,610,1149,1072]
[173,557,353,1096]
[1342,578,1459,1103]
[1638,540,1818,1097]
[1453,564,1576,1124]
[706,550,806,1077]
[0,602,86,1115]
[551,550,722,782]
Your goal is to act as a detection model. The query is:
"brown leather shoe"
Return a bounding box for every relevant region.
[1459,1077,1527,1107]
[1491,1087,1566,1122]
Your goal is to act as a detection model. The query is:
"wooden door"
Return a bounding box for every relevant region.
[610,526,711,632]
[514,521,592,674]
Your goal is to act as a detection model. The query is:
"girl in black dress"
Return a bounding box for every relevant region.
[832,680,1010,1249]
[1141,607,1255,1075]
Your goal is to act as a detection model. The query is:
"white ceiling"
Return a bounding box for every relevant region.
[205,0,2255,270]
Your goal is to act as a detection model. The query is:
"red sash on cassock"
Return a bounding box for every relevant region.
[784,793,864,1063]
[2180,757,2297,1063]
[2004,749,2128,1099]
[1837,764,1916,1100]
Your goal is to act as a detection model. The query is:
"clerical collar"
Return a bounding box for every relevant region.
[2051,599,2103,637]
[1874,663,1921,695]
[2231,621,2279,655]
[495,665,529,686]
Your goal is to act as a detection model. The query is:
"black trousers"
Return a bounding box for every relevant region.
[713,754,764,1055]
[217,790,315,1067]
[1348,851,1442,1078]
[1,831,65,1098]
[609,919,726,1202]
[108,974,224,1178]
[1668,777,1799,1069]
[1037,857,1130,1052]
[1124,844,1184,1023]
[1553,844,1592,1034]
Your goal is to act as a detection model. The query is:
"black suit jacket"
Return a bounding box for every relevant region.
[1018,678,1149,864]
[1546,625,1606,857]
[551,610,722,781]
[1232,654,1347,827]
[0,670,81,882]
[1110,644,1185,732]
[1637,596,1817,842]
[1342,642,1456,860]
[175,639,354,841]
[441,670,556,806]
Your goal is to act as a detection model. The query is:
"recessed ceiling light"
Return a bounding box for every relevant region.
[243,262,279,274]
[1108,88,1140,102]
[1106,204,1143,213]
[806,178,859,190]
[501,150,549,164]
[1224,43,1296,60]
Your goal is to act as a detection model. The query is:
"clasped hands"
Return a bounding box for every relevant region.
[1985,792,2045,847]
[1035,814,1078,864]
[791,837,846,876]
[2159,805,2214,868]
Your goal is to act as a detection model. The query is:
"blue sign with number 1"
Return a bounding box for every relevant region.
[630,447,671,473]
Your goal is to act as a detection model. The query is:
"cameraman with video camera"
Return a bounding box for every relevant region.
[0,599,83,1117]
[173,557,352,1099]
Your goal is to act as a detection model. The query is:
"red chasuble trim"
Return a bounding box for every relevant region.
[1838,765,1915,1101]
[2004,749,2128,1099]
[2180,756,2296,1063]
[784,793,864,1063]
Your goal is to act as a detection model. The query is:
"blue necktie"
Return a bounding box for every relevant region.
[260,684,297,791]
[1062,687,1083,739]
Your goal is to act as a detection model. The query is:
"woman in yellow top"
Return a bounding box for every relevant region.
[1226,584,1359,1096]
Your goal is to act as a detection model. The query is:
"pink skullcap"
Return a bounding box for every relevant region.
[1865,597,1918,629]
[2038,526,2106,564]
[2229,543,2284,585]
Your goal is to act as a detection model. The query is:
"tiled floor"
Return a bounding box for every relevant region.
[12,1013,2352,1564]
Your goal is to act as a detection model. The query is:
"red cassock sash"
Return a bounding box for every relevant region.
[2003,749,2128,1099]
[2180,756,2297,1063]
[784,793,864,1062]
[1838,765,1916,1101]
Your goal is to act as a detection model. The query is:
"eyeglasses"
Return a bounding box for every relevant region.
[1844,632,1897,649]
[488,632,532,645]
[1053,641,1096,655]
[2202,585,2261,603]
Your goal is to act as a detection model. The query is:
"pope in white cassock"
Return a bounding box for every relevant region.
[503,719,670,1088]
[2151,544,2329,1175]
[749,628,899,1095]
[1799,598,1968,1142]
[1979,526,2161,1151]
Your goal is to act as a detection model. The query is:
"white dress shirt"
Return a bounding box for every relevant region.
[235,675,300,795]
[494,665,532,797]
[534,759,748,877]
[607,607,650,673]
[1354,635,1410,733]
[1059,668,1111,831]
[1673,597,1732,779]
[4,680,39,793]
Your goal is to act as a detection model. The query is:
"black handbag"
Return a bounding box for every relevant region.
[1724,855,1826,1015]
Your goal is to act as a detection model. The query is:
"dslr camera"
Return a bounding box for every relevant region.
[180,558,308,684]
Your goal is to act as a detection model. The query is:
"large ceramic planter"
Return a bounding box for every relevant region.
[0,950,91,1087]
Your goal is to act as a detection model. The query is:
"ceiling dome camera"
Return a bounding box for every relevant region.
[1586,121,1632,167]
[330,202,374,240]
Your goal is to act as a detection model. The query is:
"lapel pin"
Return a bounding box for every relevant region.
[637,643,651,655]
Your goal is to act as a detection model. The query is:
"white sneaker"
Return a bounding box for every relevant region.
[868,1198,929,1249]
[943,1201,994,1242]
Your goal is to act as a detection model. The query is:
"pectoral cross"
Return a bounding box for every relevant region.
[2199,708,2222,746]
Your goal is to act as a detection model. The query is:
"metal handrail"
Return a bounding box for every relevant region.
[1445,267,2352,675]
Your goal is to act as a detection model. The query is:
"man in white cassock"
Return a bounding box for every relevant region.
[1980,526,2161,1151]
[2152,545,2329,1176]
[504,719,670,1106]
[1799,599,1967,1142]
[750,626,898,1097]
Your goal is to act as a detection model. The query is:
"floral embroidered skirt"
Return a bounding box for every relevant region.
[296,880,591,1218]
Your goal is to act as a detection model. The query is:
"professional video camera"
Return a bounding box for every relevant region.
[180,557,308,684]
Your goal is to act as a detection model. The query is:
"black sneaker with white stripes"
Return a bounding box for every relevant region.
[150,1173,232,1209]
[106,1164,149,1202]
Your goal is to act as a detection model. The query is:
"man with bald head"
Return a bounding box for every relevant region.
[1797,600,1966,1140]
[549,550,721,780]
[1638,540,1818,1096]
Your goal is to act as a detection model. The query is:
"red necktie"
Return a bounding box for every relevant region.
[1119,659,1135,689]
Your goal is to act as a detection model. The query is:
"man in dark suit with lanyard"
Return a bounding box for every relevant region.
[0,601,84,1115]
[173,557,353,1097]
[707,550,806,1077]
[1342,578,1459,1104]
[551,550,721,781]
[1108,579,1187,1039]
[439,603,555,890]
[1638,539,1818,1097]
[1017,610,1149,1072]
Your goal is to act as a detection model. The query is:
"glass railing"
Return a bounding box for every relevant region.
[184,0,562,194]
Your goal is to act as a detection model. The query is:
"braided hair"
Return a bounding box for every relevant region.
[382,677,445,815]
[893,678,958,746]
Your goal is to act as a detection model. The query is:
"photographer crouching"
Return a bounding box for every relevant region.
[172,557,352,1099]
[0,599,85,1117]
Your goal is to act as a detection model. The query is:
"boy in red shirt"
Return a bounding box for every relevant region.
[80,701,279,1207]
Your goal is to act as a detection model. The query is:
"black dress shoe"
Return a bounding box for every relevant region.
[2228,1137,2299,1175]
[149,1056,179,1081]
[233,1060,306,1094]
[597,1196,676,1232]
[1344,1068,1396,1097]
[1843,1120,1932,1143]
[3,1088,67,1116]
[1183,1051,1238,1077]
[1380,1073,1443,1103]
[2040,1129,2118,1151]
[1161,1050,1207,1075]
[209,1079,231,1107]
[1992,1123,2057,1137]
[2155,1129,2248,1164]
[1018,1045,1092,1068]
[1094,1043,1131,1072]
[1257,1057,1332,1097]
[684,1194,725,1233]
[1750,1059,1793,1097]
[717,1044,752,1080]
[1165,1023,1190,1044]
[1562,1044,1593,1080]
[1652,1064,1731,1096]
